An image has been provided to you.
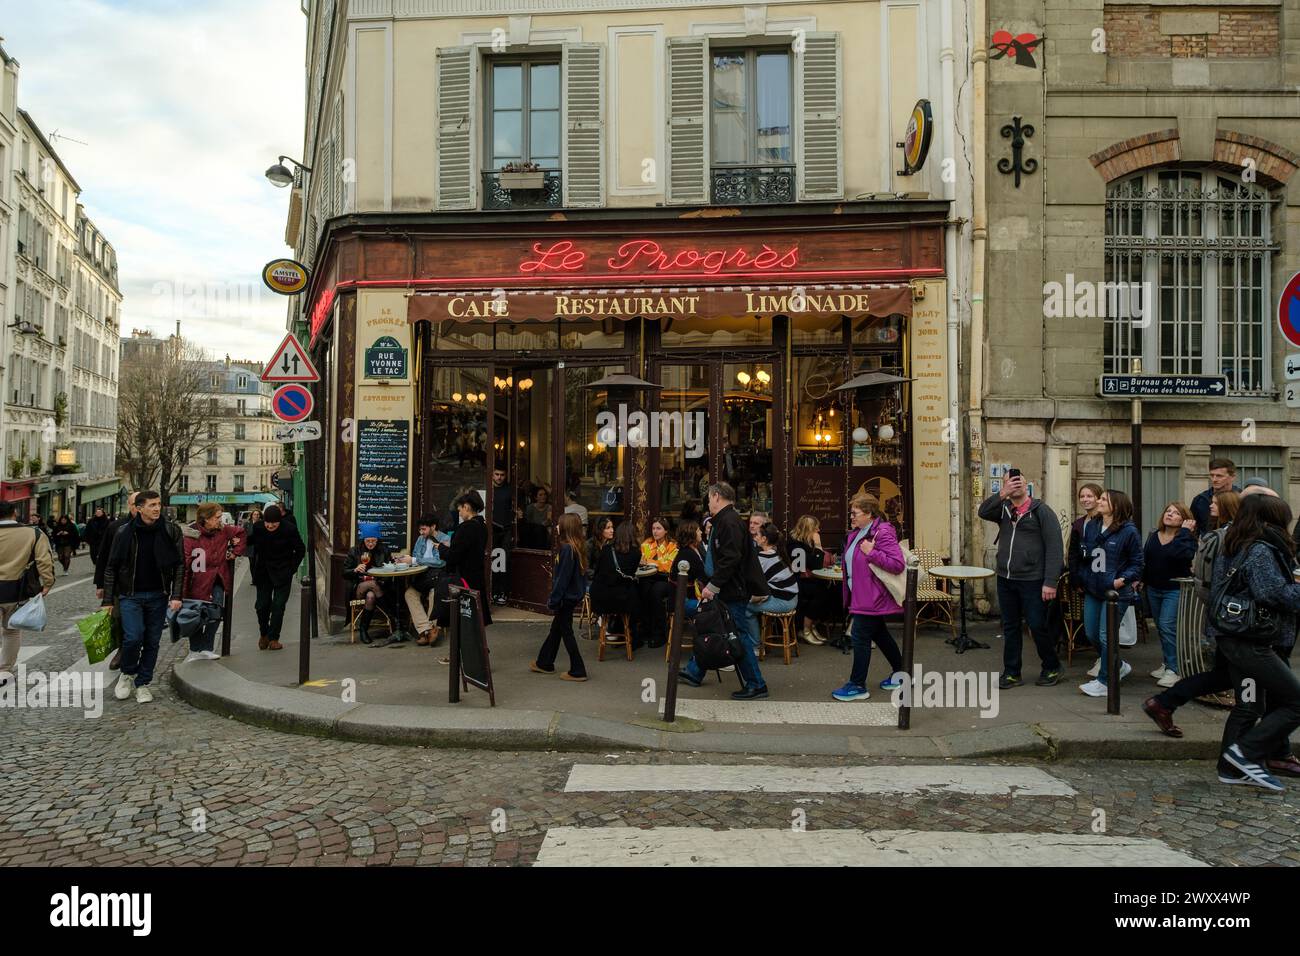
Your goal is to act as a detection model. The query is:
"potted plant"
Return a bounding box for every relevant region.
[53,392,68,428]
[498,161,544,190]
[7,458,23,479]
[28,457,42,476]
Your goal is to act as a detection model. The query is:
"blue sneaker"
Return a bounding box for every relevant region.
[880,674,904,691]
[831,682,870,702]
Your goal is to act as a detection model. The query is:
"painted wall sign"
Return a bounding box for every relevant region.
[261,258,310,295]
[364,335,408,379]
[909,278,950,556]
[899,100,933,176]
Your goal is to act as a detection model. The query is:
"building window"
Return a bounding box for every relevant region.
[1104,445,1182,529]
[1211,446,1284,492]
[206,447,218,466]
[237,398,247,416]
[233,474,245,493]
[710,48,794,204]
[235,449,245,466]
[1105,170,1276,393]
[235,424,246,441]
[208,424,218,441]
[210,373,220,389]
[237,374,248,388]
[209,398,218,415]
[177,475,189,493]
[205,474,217,493]
[486,59,560,171]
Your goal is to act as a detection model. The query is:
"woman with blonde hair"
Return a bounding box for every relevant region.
[789,515,828,644]
[1140,501,1196,688]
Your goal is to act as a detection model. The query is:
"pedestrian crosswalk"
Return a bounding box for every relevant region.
[535,762,1206,867]
[660,699,897,726]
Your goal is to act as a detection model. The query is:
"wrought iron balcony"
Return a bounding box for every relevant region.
[482,169,563,210]
[711,165,796,205]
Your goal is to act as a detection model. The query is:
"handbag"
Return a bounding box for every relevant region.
[1117,605,1138,647]
[869,556,910,606]
[17,529,42,602]
[1208,548,1281,644]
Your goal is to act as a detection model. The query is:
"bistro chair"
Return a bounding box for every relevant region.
[597,613,635,662]
[663,611,694,662]
[579,592,596,640]
[759,610,799,665]
[1057,572,1090,666]
[347,599,392,645]
[910,547,958,639]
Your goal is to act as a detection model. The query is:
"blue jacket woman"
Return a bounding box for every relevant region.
[1078,489,1144,697]
[532,513,589,680]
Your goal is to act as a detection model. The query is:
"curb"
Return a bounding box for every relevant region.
[171,661,1224,760]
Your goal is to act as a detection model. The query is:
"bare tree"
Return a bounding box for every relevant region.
[115,340,211,503]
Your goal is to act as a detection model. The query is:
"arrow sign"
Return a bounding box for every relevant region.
[273,421,322,442]
[1285,354,1300,382]
[1098,374,1230,399]
[262,333,320,383]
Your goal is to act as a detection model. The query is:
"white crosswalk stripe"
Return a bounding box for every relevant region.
[661,699,897,725]
[13,644,49,666]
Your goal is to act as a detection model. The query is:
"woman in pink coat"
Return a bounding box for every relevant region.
[832,493,905,701]
[180,502,246,660]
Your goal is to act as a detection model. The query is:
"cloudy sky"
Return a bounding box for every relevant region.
[2,0,306,362]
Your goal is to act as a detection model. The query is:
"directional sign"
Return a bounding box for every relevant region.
[1279,271,1300,349]
[261,333,320,383]
[1285,354,1300,382]
[1098,374,1228,399]
[272,384,314,423]
[1286,382,1300,409]
[273,421,322,442]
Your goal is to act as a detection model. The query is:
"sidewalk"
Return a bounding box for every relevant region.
[171,574,1231,758]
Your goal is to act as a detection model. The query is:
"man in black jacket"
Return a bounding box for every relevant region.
[84,507,110,564]
[680,482,770,700]
[94,491,137,671]
[100,490,184,704]
[248,505,306,650]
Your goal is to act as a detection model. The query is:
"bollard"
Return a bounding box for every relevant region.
[662,560,689,724]
[898,557,919,730]
[298,575,312,686]
[1105,589,1120,715]
[220,557,234,657]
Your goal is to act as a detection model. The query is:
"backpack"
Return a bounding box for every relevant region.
[691,600,744,670]
[1192,528,1225,600]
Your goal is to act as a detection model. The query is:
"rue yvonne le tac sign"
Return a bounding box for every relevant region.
[364,335,408,380]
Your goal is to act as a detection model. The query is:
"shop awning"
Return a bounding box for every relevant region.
[0,481,34,503]
[78,479,121,502]
[169,492,281,506]
[406,283,914,325]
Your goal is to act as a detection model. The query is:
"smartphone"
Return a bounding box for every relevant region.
[1008,468,1022,479]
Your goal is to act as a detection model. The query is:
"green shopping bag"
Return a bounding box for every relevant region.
[77,609,113,665]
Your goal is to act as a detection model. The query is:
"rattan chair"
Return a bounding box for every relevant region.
[1057,572,1091,666]
[910,548,957,639]
[347,599,392,645]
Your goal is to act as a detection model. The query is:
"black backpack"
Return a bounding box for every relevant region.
[691,600,745,670]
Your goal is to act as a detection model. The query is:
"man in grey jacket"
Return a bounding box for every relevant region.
[978,472,1065,689]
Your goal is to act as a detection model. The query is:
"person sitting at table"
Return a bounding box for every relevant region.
[675,520,707,618]
[744,523,800,649]
[587,517,614,579]
[590,520,642,646]
[790,515,829,645]
[639,516,679,648]
[343,522,394,645]
[520,486,552,550]
[437,490,493,628]
[397,513,448,646]
[747,511,769,544]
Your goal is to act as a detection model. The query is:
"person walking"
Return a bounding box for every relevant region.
[0,501,55,687]
[978,470,1065,689]
[247,504,305,651]
[439,490,493,627]
[678,482,770,700]
[1076,489,1143,698]
[100,491,184,704]
[51,515,80,574]
[94,492,138,671]
[242,508,262,568]
[531,513,588,681]
[1190,458,1239,537]
[84,507,109,564]
[179,502,245,661]
[831,495,906,701]
[1140,502,1196,689]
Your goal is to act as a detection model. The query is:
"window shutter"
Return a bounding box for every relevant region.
[666,36,708,205]
[333,98,345,216]
[562,43,605,208]
[436,46,476,211]
[321,138,334,221]
[797,33,842,201]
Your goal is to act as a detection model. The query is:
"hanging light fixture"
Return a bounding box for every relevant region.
[736,370,751,386]
[755,369,770,385]
[452,392,463,403]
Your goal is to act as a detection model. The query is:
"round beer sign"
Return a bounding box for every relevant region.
[262,258,310,295]
[901,99,933,176]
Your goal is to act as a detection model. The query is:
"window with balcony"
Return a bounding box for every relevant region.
[482,58,562,210]
[710,48,793,204]
[177,475,189,493]
[208,424,218,441]
[205,474,217,493]
[233,474,245,493]
[235,449,245,466]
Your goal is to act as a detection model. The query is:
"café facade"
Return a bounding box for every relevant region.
[304,202,951,619]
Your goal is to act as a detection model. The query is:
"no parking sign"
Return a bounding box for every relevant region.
[272,384,314,423]
[1279,271,1300,349]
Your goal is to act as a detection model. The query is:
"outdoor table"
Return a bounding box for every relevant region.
[810,566,849,653]
[636,565,661,578]
[929,565,994,654]
[366,563,431,646]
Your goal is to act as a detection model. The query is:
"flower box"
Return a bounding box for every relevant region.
[499,171,545,190]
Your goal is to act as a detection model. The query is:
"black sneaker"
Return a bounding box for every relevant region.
[677,672,702,688]
[998,674,1022,690]
[1035,671,1062,687]
[731,685,770,701]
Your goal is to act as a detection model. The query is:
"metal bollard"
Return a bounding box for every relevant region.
[1105,589,1120,715]
[662,560,689,724]
[220,557,234,657]
[898,557,919,730]
[299,575,312,686]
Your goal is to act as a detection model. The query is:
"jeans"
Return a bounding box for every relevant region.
[536,600,585,677]
[744,595,797,646]
[683,598,766,691]
[1155,648,1232,711]
[1218,637,1300,765]
[847,613,903,688]
[1082,593,1127,686]
[1145,586,1180,672]
[255,582,292,641]
[119,591,168,687]
[996,576,1060,678]
[190,582,224,654]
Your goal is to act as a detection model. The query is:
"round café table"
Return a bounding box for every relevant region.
[928,565,995,654]
[810,566,849,653]
[365,563,433,645]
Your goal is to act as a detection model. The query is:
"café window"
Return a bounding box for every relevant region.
[563,365,628,522]
[793,354,845,467]
[485,59,560,171]
[710,48,794,204]
[660,314,772,348]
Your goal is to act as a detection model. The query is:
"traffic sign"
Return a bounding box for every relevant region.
[1286,382,1300,409]
[273,421,322,442]
[1098,374,1228,398]
[272,384,314,423]
[261,333,320,383]
[1279,271,1300,349]
[1285,354,1300,381]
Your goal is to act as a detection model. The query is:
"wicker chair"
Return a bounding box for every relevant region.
[1058,572,1091,666]
[911,548,957,639]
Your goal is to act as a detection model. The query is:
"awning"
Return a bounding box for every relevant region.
[407,283,914,325]
[78,479,121,501]
[169,492,281,506]
[0,481,34,503]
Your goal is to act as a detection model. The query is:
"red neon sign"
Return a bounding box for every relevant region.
[518,238,801,276]
[309,286,336,340]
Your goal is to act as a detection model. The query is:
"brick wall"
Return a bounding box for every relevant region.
[1105,6,1280,58]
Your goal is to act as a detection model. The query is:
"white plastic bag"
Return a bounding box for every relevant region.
[9,593,47,631]
[1117,605,1137,647]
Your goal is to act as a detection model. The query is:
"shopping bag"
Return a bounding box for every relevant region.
[1118,605,1138,647]
[77,608,113,665]
[9,594,47,631]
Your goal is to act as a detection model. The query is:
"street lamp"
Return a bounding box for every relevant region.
[264,155,313,188]
[8,320,38,336]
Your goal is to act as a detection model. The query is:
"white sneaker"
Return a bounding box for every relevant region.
[1150,664,1168,680]
[114,674,134,700]
[1079,679,1107,698]
[134,685,153,704]
[1157,670,1179,688]
[183,652,205,664]
[199,650,221,660]
[720,665,736,672]
[1120,661,1132,681]
[1087,660,1100,678]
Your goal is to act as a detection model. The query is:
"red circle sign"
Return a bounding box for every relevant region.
[272,384,314,423]
[1279,271,1300,349]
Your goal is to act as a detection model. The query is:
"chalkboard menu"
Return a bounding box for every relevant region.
[792,467,846,549]
[356,419,410,552]
[448,584,495,705]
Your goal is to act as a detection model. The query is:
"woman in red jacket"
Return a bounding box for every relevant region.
[181,502,246,661]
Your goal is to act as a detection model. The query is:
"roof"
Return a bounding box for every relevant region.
[17,108,82,193]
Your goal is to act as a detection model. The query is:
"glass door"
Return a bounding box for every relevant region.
[425,365,491,531]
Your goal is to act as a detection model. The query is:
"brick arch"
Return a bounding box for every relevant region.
[1089,128,1299,187]
[1088,130,1180,182]
[1211,130,1299,187]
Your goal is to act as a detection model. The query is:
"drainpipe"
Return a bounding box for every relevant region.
[969,0,989,570]
[940,0,963,564]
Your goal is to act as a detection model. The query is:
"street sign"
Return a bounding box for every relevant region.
[1279,271,1300,349]
[1098,374,1228,399]
[272,384,314,423]
[1285,354,1300,381]
[364,335,408,380]
[1286,382,1300,409]
[261,333,320,383]
[273,421,322,442]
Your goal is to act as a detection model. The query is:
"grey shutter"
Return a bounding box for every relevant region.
[666,36,708,205]
[436,46,476,210]
[562,43,605,208]
[797,33,842,201]
[321,138,334,221]
[333,98,345,216]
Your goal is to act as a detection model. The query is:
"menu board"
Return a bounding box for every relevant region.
[792,467,846,549]
[356,419,409,552]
